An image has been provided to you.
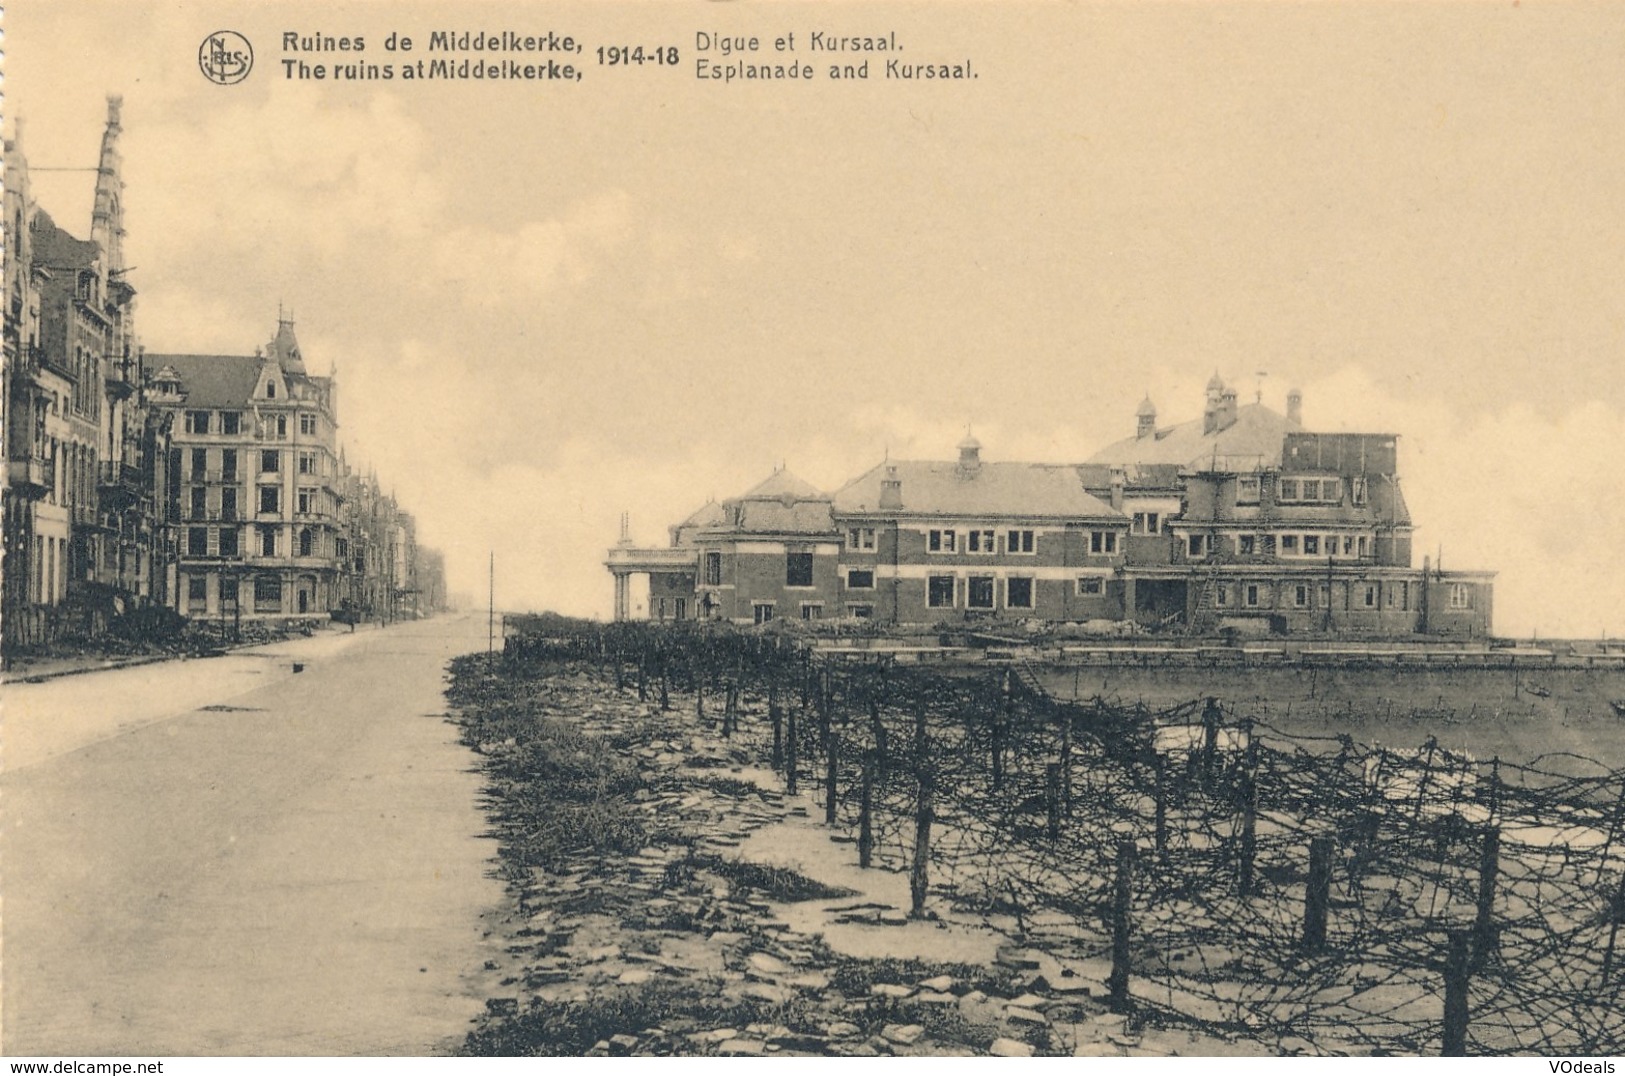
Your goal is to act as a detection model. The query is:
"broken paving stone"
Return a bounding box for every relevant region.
[1007,993,1051,1011]
[882,1024,926,1046]
[825,1022,862,1039]
[918,974,956,993]
[871,983,918,1000]
[1006,1007,1048,1027]
[740,982,794,1004]
[996,945,1042,970]
[989,1038,1035,1058]
[747,952,792,977]
[617,969,655,985]
[790,971,830,991]
[717,1039,765,1056]
[703,1028,739,1042]
[608,1034,641,1055]
[915,991,956,1006]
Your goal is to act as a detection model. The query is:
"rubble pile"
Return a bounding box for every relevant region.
[447,656,1264,1057]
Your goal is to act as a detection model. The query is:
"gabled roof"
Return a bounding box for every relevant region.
[144,353,265,409]
[739,467,823,500]
[834,459,1121,520]
[1087,402,1300,471]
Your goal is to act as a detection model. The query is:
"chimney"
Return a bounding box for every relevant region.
[1203,372,1225,435]
[1219,387,1238,431]
[1287,388,1303,426]
[879,465,903,510]
[956,432,982,478]
[1109,468,1125,511]
[1136,396,1157,439]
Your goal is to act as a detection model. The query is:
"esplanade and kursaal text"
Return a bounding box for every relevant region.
[693,30,975,82]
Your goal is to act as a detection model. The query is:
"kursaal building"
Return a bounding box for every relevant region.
[608,377,1494,638]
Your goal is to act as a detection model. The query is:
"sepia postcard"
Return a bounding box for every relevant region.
[4,0,1625,1064]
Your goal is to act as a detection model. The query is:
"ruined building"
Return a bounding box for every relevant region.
[607,377,1494,637]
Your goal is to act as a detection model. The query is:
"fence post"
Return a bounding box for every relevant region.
[825,734,839,826]
[613,646,624,690]
[1046,763,1062,839]
[786,706,799,796]
[1443,929,1470,1056]
[637,654,647,702]
[991,674,1007,792]
[696,676,705,723]
[1154,754,1168,857]
[1473,825,1500,968]
[1304,836,1332,952]
[1239,772,1258,897]
[659,657,671,711]
[770,685,784,771]
[1108,839,1136,1012]
[859,751,874,868]
[910,766,934,919]
[1201,697,1222,784]
[1060,709,1074,816]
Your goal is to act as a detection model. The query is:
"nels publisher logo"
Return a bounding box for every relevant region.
[199,30,254,85]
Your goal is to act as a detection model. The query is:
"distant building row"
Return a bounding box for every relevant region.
[2,98,444,651]
[608,376,1494,637]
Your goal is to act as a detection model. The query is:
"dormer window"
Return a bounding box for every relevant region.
[266,381,277,398]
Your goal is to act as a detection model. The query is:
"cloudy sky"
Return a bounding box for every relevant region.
[8,1,1625,636]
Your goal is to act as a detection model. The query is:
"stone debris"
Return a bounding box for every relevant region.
[989,1037,1036,1057]
[460,664,1280,1059]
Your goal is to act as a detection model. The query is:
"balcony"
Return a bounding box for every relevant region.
[7,456,55,497]
[98,461,145,510]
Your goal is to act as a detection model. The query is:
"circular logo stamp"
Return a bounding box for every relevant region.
[199,31,254,85]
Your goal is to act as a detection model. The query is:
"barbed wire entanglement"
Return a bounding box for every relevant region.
[498,617,1625,1056]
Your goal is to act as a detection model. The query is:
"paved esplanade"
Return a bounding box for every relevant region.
[2,614,503,1055]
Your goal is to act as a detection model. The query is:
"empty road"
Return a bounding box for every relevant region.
[2,614,503,1055]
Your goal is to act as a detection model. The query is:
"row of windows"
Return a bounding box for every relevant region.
[748,601,876,624]
[186,447,324,479]
[1186,532,1372,558]
[184,410,318,437]
[926,574,1037,610]
[186,485,329,518]
[184,525,324,558]
[927,528,1041,555]
[1209,578,1473,611]
[184,574,293,613]
[1234,475,1368,507]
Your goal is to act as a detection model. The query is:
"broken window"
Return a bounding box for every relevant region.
[927,574,955,608]
[928,529,957,553]
[254,576,282,612]
[785,552,814,587]
[1077,576,1104,596]
[1304,535,1320,556]
[1239,535,1256,556]
[967,575,995,609]
[1006,576,1034,609]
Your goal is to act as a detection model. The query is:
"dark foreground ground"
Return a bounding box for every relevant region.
[448,653,1284,1058]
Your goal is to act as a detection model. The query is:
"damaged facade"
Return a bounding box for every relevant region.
[1,99,445,650]
[607,377,1495,637]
